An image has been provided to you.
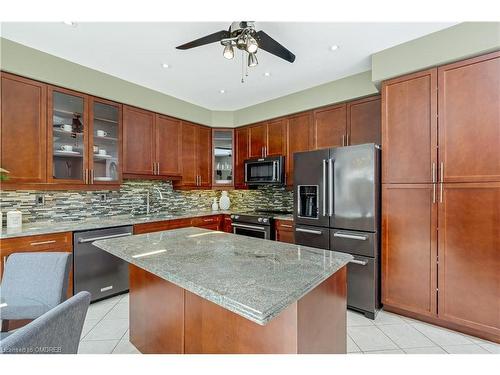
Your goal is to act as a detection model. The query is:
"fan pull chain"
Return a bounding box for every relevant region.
[241,50,245,83]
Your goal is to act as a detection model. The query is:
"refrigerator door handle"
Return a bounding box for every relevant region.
[295,228,323,235]
[328,158,334,216]
[322,159,327,216]
[333,232,368,241]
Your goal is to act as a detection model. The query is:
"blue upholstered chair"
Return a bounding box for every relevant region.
[0,252,72,330]
[0,291,91,354]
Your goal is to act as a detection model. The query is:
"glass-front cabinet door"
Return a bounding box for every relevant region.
[212,129,234,187]
[89,98,121,184]
[48,87,88,184]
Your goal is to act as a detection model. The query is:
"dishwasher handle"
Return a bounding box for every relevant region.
[78,232,132,244]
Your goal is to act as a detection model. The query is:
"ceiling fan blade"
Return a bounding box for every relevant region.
[255,30,296,63]
[176,30,230,50]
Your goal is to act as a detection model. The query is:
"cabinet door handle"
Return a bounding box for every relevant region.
[346,134,350,145]
[433,183,436,204]
[280,224,293,228]
[341,135,345,146]
[440,162,444,182]
[30,240,57,246]
[157,162,160,175]
[440,182,443,203]
[432,162,436,183]
[91,169,94,184]
[203,218,214,222]
[84,169,89,184]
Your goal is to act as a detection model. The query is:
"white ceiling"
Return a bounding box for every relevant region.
[2,22,455,110]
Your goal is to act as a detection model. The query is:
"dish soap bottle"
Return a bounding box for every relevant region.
[211,197,219,211]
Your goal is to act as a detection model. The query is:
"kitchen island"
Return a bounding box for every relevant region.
[94,227,352,354]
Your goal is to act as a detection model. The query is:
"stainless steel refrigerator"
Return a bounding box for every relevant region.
[294,143,381,319]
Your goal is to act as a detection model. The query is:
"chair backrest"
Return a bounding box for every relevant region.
[1,252,72,308]
[0,291,91,354]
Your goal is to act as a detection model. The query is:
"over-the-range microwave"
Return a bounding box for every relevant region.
[244,156,285,185]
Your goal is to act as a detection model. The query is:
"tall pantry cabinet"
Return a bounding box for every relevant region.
[381,51,500,342]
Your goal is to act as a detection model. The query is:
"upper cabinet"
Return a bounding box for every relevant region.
[347,95,381,146]
[286,111,313,187]
[248,122,267,158]
[438,51,500,183]
[156,115,182,177]
[123,105,155,177]
[266,118,287,156]
[382,69,438,184]
[1,72,47,184]
[47,86,89,185]
[313,104,346,149]
[212,129,234,187]
[174,122,212,189]
[123,106,181,179]
[89,97,122,184]
[234,127,249,189]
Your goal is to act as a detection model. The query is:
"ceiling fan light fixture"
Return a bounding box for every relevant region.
[223,44,234,59]
[248,52,258,67]
[246,36,258,53]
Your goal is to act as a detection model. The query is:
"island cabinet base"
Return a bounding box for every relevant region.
[129,264,347,354]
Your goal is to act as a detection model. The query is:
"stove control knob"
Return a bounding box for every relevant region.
[230,215,235,219]
[258,218,263,223]
[234,215,239,220]
[263,218,268,223]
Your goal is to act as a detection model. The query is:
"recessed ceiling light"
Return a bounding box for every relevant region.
[219,89,226,94]
[264,72,271,77]
[330,45,340,51]
[161,63,170,69]
[63,21,77,27]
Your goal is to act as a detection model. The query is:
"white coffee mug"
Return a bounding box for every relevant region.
[98,149,107,156]
[60,124,72,132]
[96,130,107,137]
[60,145,73,152]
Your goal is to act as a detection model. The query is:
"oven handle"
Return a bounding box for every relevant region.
[349,259,368,266]
[231,223,268,231]
[333,232,368,241]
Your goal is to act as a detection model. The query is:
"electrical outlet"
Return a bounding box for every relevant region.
[35,194,45,206]
[100,193,107,202]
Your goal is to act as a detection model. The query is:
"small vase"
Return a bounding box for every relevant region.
[219,191,231,210]
[211,198,219,211]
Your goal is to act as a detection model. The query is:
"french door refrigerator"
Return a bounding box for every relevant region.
[294,143,381,319]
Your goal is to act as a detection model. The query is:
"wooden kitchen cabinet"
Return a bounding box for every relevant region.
[222,215,233,233]
[156,115,182,177]
[0,232,73,294]
[437,182,500,339]
[133,216,222,234]
[174,122,212,189]
[381,184,438,318]
[248,122,267,158]
[347,95,381,145]
[286,111,313,187]
[381,68,437,184]
[191,215,221,230]
[123,105,155,176]
[275,219,294,244]
[0,72,47,185]
[234,127,249,188]
[266,118,287,156]
[438,51,500,183]
[313,104,347,149]
[197,126,212,188]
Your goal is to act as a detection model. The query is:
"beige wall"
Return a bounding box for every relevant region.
[372,22,500,83]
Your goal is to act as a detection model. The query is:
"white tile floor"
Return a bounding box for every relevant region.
[79,293,499,354]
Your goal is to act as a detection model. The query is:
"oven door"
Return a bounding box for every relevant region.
[232,223,270,240]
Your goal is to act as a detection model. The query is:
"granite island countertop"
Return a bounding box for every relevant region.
[94,227,352,325]
[0,210,293,239]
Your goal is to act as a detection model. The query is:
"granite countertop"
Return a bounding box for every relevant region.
[0,210,294,239]
[94,227,352,325]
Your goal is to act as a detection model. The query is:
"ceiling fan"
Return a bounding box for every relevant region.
[176,21,296,69]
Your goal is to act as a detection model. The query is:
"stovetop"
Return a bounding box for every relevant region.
[230,209,293,226]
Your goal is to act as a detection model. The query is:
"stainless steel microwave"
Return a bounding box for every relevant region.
[244,156,285,185]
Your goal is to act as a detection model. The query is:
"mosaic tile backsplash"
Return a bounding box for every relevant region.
[0,181,293,224]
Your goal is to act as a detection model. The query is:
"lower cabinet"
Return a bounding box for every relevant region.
[275,219,295,244]
[222,215,233,233]
[0,232,73,296]
[382,183,500,342]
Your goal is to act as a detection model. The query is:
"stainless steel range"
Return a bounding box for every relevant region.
[230,209,292,240]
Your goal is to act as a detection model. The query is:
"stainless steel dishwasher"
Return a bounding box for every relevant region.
[73,226,133,302]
